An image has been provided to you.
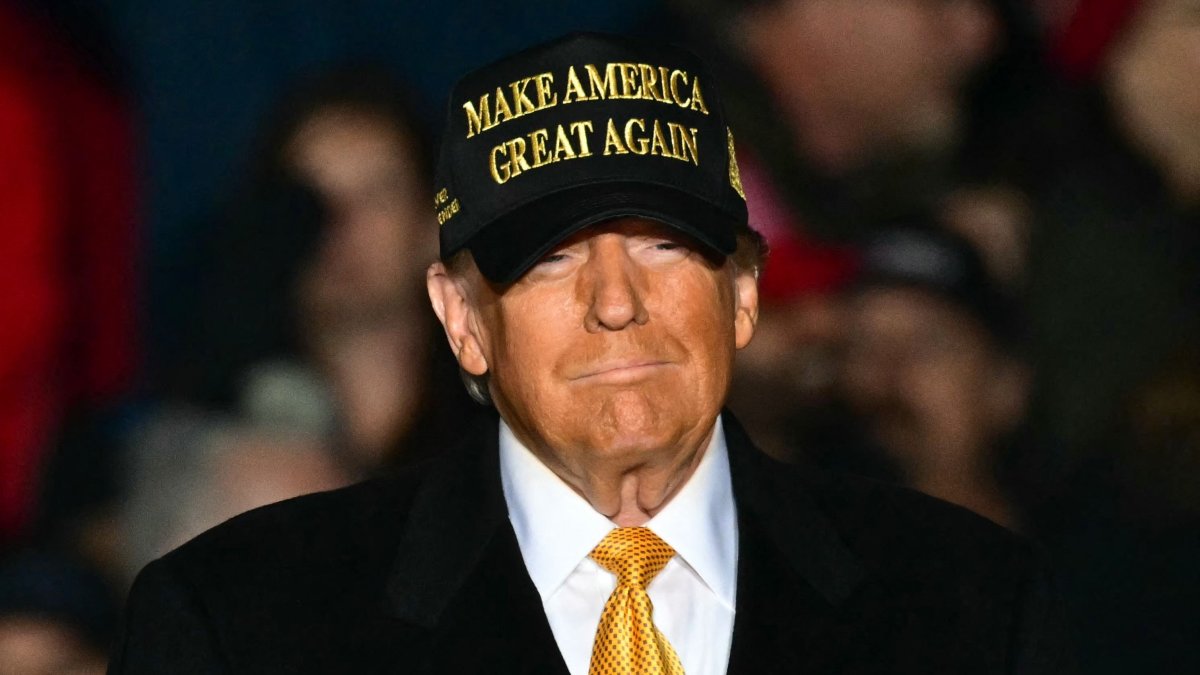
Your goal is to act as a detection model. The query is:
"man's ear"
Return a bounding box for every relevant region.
[733,269,760,350]
[427,262,489,376]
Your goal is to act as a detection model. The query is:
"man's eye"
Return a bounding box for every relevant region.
[643,239,691,258]
[532,251,576,271]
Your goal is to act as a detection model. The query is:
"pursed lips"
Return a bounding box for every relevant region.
[568,359,674,384]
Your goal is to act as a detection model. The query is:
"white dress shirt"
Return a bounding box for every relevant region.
[499,419,738,675]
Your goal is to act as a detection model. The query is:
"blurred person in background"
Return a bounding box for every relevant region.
[838,224,1031,530]
[672,0,1047,476]
[673,0,1045,238]
[951,4,1200,668]
[725,148,1032,469]
[726,155,861,461]
[0,1,137,551]
[737,0,1010,178]
[1105,0,1200,207]
[161,66,477,473]
[109,65,479,588]
[0,550,116,674]
[681,0,1198,481]
[1024,0,1200,645]
[979,0,1200,464]
[120,371,351,584]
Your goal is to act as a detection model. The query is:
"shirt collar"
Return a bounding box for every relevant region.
[499,418,737,610]
[644,421,738,609]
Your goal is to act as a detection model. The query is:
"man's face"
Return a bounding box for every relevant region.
[741,0,995,173]
[436,217,757,488]
[289,107,436,323]
[840,286,1008,462]
[0,617,106,675]
[1106,0,1200,202]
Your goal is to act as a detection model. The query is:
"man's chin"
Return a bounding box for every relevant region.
[586,398,712,460]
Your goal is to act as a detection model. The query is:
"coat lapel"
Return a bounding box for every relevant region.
[383,412,569,674]
[723,411,868,674]
[382,409,867,674]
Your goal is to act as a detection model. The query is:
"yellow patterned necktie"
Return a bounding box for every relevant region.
[588,527,685,675]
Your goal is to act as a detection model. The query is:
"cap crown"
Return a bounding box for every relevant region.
[434,32,747,281]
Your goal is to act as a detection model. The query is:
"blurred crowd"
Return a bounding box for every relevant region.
[1,0,1197,672]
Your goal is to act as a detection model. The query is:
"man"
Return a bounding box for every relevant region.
[734,0,1007,176]
[839,224,1031,529]
[110,33,1072,673]
[678,0,1042,239]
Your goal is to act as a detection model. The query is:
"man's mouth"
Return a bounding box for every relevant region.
[570,359,673,384]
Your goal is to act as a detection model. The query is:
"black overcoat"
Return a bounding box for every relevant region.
[109,411,1073,673]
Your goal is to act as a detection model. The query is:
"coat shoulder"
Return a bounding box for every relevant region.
[732,427,1042,576]
[113,419,506,672]
[155,462,429,593]
[799,462,1041,579]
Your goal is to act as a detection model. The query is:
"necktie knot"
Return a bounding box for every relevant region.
[589,526,675,589]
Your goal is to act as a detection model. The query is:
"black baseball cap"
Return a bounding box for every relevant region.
[434,32,748,283]
[856,224,1021,347]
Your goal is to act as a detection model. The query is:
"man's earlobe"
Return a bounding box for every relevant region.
[427,262,489,375]
[457,338,489,377]
[733,271,760,350]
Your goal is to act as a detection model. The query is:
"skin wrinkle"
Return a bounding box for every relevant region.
[428,217,759,525]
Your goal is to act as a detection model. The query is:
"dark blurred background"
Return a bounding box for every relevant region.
[1,1,1197,673]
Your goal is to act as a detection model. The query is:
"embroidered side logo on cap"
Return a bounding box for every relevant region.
[727,128,745,201]
[435,188,460,226]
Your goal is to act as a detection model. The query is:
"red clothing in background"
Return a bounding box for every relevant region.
[1050,0,1144,81]
[737,149,858,304]
[0,4,138,543]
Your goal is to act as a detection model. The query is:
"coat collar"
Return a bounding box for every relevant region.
[722,411,867,674]
[384,411,570,673]
[384,410,510,627]
[722,410,865,606]
[382,409,865,665]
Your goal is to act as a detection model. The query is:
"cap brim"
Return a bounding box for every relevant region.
[463,181,741,283]
[852,269,1016,344]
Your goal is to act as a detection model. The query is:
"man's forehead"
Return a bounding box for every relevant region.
[854,285,997,346]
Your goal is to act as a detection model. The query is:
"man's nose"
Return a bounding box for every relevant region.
[582,239,649,332]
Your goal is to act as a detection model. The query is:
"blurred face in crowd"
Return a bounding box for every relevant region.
[739,0,998,174]
[287,106,437,462]
[428,218,759,523]
[737,296,845,404]
[288,106,437,322]
[197,432,351,539]
[0,617,106,675]
[730,295,847,460]
[941,187,1032,287]
[1107,0,1200,202]
[840,286,1026,471]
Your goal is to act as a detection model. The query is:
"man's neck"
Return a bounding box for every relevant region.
[503,419,717,526]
